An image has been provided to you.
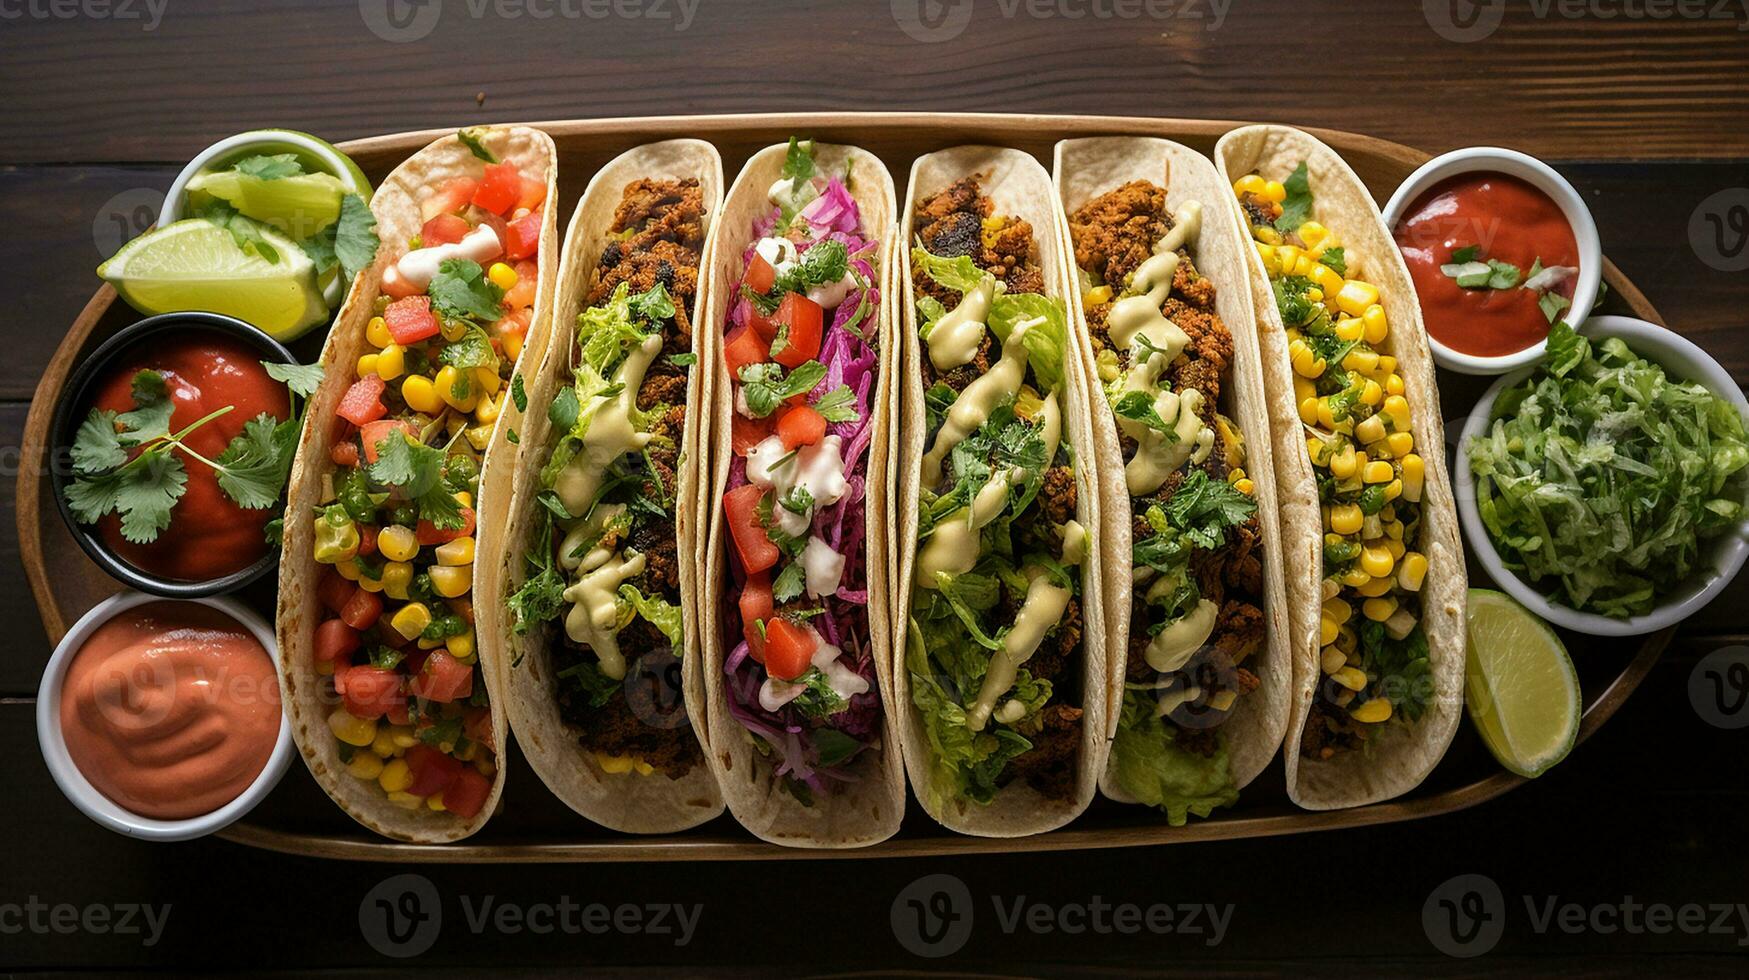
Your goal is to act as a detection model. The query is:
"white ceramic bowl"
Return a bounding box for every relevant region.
[1455,316,1749,635]
[159,129,371,307]
[36,591,294,841]
[1384,146,1602,375]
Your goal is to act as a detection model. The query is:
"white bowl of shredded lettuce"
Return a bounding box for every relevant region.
[1457,315,1749,636]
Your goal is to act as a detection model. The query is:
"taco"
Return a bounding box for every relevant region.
[1052,137,1293,825]
[1214,125,1466,809]
[892,146,1109,837]
[478,140,726,834]
[275,125,558,842]
[698,139,906,848]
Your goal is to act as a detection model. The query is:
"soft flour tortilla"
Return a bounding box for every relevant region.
[1214,125,1466,810]
[892,145,1109,838]
[475,139,727,834]
[275,126,558,843]
[1051,136,1294,803]
[695,142,907,848]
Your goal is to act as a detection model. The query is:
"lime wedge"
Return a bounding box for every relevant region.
[1464,588,1581,778]
[97,218,328,340]
[186,169,348,239]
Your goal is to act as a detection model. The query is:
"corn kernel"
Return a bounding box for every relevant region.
[1341,348,1377,375]
[1385,518,1405,541]
[366,316,392,348]
[386,791,424,809]
[1363,596,1399,622]
[1312,263,1346,299]
[1316,397,1338,429]
[597,753,635,775]
[435,366,478,412]
[1320,646,1347,675]
[1364,461,1395,484]
[376,343,405,381]
[1384,536,1406,559]
[455,491,473,509]
[429,564,472,598]
[1330,445,1359,480]
[1333,316,1365,343]
[465,423,493,451]
[327,708,376,747]
[1399,552,1428,592]
[1234,174,1267,196]
[1361,304,1388,343]
[1262,179,1287,203]
[1293,255,1320,278]
[426,794,447,813]
[348,752,385,780]
[1299,221,1329,248]
[390,726,418,749]
[1276,244,1303,272]
[1332,666,1368,692]
[356,353,379,378]
[1350,698,1393,724]
[1299,396,1319,426]
[1228,467,1247,484]
[1254,244,1278,276]
[335,559,361,582]
[417,635,444,650]
[1383,432,1412,458]
[1337,280,1380,317]
[1386,373,1405,396]
[1084,284,1113,309]
[389,602,432,639]
[1307,436,1333,467]
[475,392,502,426]
[402,375,442,414]
[445,413,467,436]
[633,760,654,776]
[356,573,384,594]
[487,262,518,291]
[1336,624,1358,654]
[1235,478,1255,495]
[381,560,414,601]
[1354,415,1386,446]
[1357,574,1395,597]
[474,367,502,396]
[1360,544,1395,578]
[1340,566,1373,588]
[1401,454,1425,502]
[1329,504,1364,535]
[370,727,397,758]
[1321,614,1340,646]
[378,524,419,562]
[1383,395,1412,429]
[1383,478,1404,502]
[436,537,474,566]
[440,316,468,342]
[447,628,476,663]
[504,332,524,362]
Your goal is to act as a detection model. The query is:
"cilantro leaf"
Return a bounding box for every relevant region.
[739,361,826,418]
[1112,390,1178,438]
[1450,244,1480,264]
[116,370,175,443]
[628,283,675,324]
[334,193,379,284]
[812,385,860,424]
[437,324,498,372]
[428,259,504,323]
[70,409,127,475]
[367,433,464,529]
[263,360,325,399]
[1273,162,1313,233]
[213,413,296,509]
[115,453,188,544]
[788,666,849,721]
[232,153,303,181]
[457,128,498,163]
[772,561,807,603]
[511,373,528,413]
[194,198,281,264]
[549,386,580,432]
[1319,246,1346,276]
[1164,470,1257,550]
[667,353,697,368]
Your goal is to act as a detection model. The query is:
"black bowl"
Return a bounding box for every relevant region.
[49,312,298,598]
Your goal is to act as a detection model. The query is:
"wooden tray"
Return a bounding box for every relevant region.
[18,113,1673,862]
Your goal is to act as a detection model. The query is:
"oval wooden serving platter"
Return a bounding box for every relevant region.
[19,113,1672,862]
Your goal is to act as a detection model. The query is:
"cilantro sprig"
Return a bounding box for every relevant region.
[66,360,323,545]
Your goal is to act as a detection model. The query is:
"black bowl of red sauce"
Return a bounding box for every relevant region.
[50,312,298,598]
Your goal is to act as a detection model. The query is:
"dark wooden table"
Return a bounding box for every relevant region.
[4,2,1747,973]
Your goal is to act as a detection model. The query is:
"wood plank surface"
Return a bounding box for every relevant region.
[2,1,1747,165]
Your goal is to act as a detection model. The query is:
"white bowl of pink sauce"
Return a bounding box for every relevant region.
[36,591,293,841]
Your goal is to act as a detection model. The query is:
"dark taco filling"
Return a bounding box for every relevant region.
[718,139,884,803]
[1069,179,1264,824]
[508,177,706,777]
[905,177,1087,806]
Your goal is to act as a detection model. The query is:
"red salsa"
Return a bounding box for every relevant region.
[90,335,289,581]
[1394,172,1578,358]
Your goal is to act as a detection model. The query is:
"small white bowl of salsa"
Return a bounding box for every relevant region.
[36,591,293,841]
[1385,147,1602,375]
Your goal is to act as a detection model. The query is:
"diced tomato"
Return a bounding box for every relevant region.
[514,173,547,213]
[335,375,387,427]
[447,597,475,624]
[745,304,779,343]
[330,441,360,467]
[777,404,826,449]
[723,324,768,379]
[315,618,361,666]
[386,700,412,726]
[471,207,508,256]
[731,412,776,455]
[357,525,378,557]
[442,769,492,819]
[360,419,418,464]
[764,618,817,682]
[402,648,431,679]
[420,212,470,248]
[472,162,524,216]
[746,253,776,294]
[340,666,405,721]
[411,651,474,703]
[723,485,779,573]
[770,293,824,368]
[340,587,383,630]
[504,209,541,262]
[740,571,773,662]
[502,259,538,310]
[463,707,495,753]
[416,507,476,546]
[422,177,479,221]
[384,295,440,345]
[404,744,463,796]
[318,568,354,614]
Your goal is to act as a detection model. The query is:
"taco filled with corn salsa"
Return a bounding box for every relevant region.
[276,126,558,842]
[698,139,906,848]
[479,140,726,834]
[1215,125,1466,809]
[1053,137,1291,825]
[892,146,1109,837]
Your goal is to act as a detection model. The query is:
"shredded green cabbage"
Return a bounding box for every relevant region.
[1467,322,1749,617]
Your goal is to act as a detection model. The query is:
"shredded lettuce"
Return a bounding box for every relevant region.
[1111,690,1238,825]
[619,584,684,649]
[905,618,1032,807]
[1467,322,1749,617]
